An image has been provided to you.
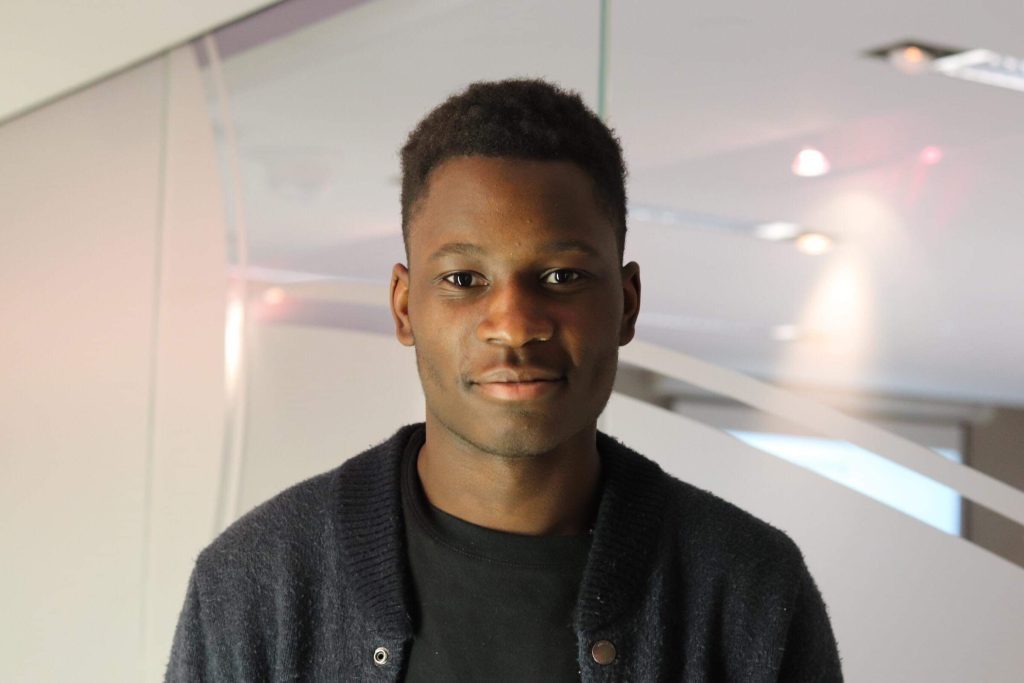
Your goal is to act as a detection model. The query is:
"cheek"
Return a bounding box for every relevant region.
[572,308,623,383]
[565,303,623,357]
[414,334,452,382]
[587,344,620,389]
[410,307,470,386]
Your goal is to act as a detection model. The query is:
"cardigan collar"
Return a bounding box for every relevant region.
[329,423,670,639]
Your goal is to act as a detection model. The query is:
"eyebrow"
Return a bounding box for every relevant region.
[427,239,602,262]
[427,242,485,262]
[540,239,603,258]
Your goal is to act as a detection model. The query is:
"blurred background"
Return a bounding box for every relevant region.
[2,0,1023,680]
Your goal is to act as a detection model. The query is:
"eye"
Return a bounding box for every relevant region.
[441,271,486,288]
[542,269,583,285]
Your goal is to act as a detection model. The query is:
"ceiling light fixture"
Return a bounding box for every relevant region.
[888,44,933,75]
[791,147,830,177]
[771,324,801,342]
[754,222,801,241]
[868,40,1024,93]
[795,232,834,256]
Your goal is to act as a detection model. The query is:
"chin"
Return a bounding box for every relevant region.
[480,430,562,460]
[444,411,575,460]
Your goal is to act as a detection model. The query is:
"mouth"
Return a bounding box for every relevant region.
[471,368,569,401]
[474,379,564,401]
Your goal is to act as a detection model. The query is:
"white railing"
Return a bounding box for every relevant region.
[621,340,1024,527]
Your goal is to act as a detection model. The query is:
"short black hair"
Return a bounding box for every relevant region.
[400,78,627,260]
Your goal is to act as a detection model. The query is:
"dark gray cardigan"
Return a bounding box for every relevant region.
[166,424,842,682]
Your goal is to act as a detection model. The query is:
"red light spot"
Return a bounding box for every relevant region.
[920,146,943,165]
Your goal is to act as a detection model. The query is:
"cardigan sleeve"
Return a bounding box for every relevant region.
[776,561,843,682]
[165,568,213,683]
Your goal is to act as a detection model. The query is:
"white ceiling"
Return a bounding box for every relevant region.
[21,0,1022,406]
[0,0,284,123]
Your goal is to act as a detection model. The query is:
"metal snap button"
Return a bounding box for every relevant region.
[591,639,616,665]
[373,646,390,666]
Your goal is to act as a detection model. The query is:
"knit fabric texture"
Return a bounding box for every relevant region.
[165,424,843,682]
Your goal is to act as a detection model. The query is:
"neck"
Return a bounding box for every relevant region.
[416,420,602,536]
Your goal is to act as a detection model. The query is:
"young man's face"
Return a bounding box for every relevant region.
[390,156,640,458]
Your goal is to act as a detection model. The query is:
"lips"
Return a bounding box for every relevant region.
[473,367,564,384]
[471,366,566,401]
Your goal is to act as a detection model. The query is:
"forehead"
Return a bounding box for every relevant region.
[407,156,617,260]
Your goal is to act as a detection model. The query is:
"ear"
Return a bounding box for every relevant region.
[390,263,415,346]
[618,261,641,346]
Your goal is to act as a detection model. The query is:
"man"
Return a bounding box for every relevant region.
[167,79,842,681]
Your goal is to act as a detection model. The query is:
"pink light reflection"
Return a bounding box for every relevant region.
[919,146,944,165]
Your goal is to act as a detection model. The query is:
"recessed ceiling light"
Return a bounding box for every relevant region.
[867,40,956,69]
[888,44,933,75]
[755,222,801,241]
[771,324,801,342]
[919,145,943,165]
[795,232,834,255]
[792,147,830,177]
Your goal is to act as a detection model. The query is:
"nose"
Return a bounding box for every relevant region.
[476,278,555,347]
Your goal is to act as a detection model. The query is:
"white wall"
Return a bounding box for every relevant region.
[0,46,227,682]
[0,53,164,683]
[236,324,424,516]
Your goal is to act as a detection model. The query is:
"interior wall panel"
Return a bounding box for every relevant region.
[237,325,424,517]
[0,58,166,682]
[142,45,229,682]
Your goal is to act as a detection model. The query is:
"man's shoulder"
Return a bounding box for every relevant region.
[191,424,416,584]
[665,473,802,570]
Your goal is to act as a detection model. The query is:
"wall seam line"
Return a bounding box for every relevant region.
[139,49,173,680]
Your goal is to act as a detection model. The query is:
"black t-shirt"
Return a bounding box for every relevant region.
[401,427,593,682]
